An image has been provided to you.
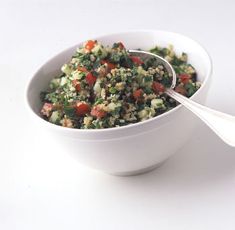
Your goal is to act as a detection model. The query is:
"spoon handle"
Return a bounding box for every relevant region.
[166,89,235,147]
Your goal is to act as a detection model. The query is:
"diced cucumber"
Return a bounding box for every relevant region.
[49,111,61,124]
[151,99,164,109]
[61,64,72,75]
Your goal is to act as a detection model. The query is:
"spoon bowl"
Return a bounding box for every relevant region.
[128,49,177,89]
[129,50,235,147]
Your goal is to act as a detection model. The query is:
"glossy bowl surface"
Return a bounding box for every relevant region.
[26,30,212,176]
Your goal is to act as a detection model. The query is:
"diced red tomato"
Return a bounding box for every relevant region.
[41,103,53,117]
[72,80,81,91]
[129,55,144,65]
[72,79,78,86]
[77,66,88,72]
[91,105,107,119]
[85,72,96,86]
[152,81,165,93]
[175,85,187,95]
[101,60,117,70]
[75,84,81,92]
[179,74,190,84]
[75,102,90,116]
[133,89,144,100]
[85,40,96,52]
[117,42,125,49]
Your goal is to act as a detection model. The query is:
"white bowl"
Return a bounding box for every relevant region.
[26,30,212,176]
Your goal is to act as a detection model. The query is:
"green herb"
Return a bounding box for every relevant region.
[144,75,153,82]
[109,87,117,94]
[64,106,76,118]
[95,98,104,105]
[144,87,153,94]
[185,83,197,97]
[40,91,48,102]
[120,56,133,68]
[144,57,157,69]
[112,43,120,49]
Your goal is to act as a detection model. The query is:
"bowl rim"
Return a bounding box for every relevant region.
[26,29,213,134]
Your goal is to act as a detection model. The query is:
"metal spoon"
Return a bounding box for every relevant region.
[129,50,235,147]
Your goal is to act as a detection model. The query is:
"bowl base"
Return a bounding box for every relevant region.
[107,161,166,177]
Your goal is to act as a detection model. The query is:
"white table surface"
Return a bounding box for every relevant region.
[1,0,235,229]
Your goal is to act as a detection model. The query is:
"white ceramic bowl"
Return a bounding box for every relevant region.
[26,30,212,176]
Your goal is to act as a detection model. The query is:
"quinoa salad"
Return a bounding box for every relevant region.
[40,40,201,129]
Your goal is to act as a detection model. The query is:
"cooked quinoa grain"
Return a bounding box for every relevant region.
[40,40,200,129]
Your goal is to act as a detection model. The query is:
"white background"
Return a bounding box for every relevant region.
[1,0,235,229]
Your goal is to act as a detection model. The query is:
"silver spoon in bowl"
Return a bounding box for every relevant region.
[129,50,235,147]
